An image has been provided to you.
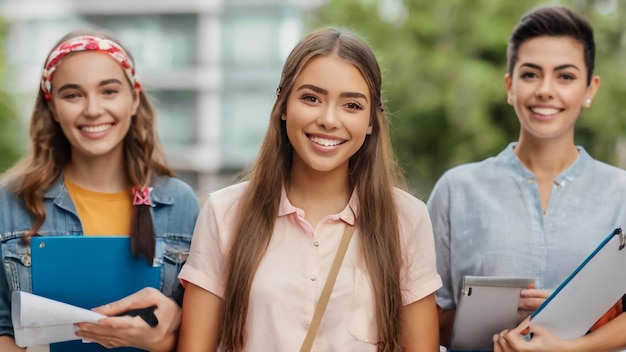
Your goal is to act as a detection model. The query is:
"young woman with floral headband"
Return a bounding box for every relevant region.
[0,30,200,351]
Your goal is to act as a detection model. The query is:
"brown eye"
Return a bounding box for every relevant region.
[346,102,363,110]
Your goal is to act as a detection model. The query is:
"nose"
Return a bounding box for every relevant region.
[83,96,104,118]
[316,106,339,130]
[535,77,554,100]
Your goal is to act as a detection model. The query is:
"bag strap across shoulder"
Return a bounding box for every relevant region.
[300,224,356,352]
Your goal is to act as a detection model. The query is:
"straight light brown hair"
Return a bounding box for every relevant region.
[220,27,407,351]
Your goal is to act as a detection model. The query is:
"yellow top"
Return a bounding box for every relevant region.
[65,178,133,236]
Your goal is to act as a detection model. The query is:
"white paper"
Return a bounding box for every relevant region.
[531,232,626,339]
[11,291,106,347]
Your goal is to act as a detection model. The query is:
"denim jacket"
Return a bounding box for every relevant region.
[0,174,200,336]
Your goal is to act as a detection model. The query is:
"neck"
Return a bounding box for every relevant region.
[515,136,579,178]
[287,161,351,220]
[64,151,130,192]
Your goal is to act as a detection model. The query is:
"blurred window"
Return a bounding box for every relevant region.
[84,14,198,70]
[151,90,197,146]
[220,90,274,167]
[221,13,284,68]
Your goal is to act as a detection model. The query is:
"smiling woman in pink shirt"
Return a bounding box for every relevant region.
[177,27,442,352]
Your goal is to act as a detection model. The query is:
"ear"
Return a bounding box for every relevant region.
[366,125,372,135]
[281,113,286,121]
[583,75,601,108]
[47,100,59,122]
[504,73,513,106]
[131,87,141,116]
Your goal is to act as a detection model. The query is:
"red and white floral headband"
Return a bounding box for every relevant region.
[41,35,141,100]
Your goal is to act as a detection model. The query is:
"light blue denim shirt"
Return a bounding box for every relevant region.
[0,175,200,336]
[428,142,626,312]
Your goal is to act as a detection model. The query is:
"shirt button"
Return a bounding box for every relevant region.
[310,276,317,281]
[305,322,310,329]
[313,241,319,247]
[528,178,535,184]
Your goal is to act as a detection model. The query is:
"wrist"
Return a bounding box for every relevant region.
[149,331,177,352]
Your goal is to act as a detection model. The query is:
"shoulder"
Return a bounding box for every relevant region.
[0,183,23,211]
[393,187,426,212]
[435,157,501,186]
[587,158,626,181]
[205,181,249,211]
[152,175,195,194]
[152,176,198,202]
[194,181,250,237]
[0,185,17,201]
[392,187,430,225]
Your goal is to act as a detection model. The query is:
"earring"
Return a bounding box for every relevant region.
[585,98,591,106]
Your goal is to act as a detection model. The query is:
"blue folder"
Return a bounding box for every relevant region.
[30,236,163,352]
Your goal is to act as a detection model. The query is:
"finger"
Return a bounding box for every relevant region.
[494,330,511,352]
[493,333,502,352]
[77,332,122,350]
[77,316,138,333]
[520,289,551,299]
[519,297,546,311]
[93,287,160,315]
[99,316,146,329]
[503,326,531,350]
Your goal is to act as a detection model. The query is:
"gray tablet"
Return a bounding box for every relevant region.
[450,276,535,351]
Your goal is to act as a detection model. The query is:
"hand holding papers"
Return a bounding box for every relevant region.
[12,291,105,347]
[13,236,163,351]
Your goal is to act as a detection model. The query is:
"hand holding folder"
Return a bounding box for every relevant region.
[12,236,163,351]
[530,228,626,339]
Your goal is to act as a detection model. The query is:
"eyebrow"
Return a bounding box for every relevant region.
[520,63,581,72]
[57,78,124,93]
[296,84,369,102]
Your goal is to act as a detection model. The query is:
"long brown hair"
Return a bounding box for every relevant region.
[1,29,173,263]
[220,27,406,351]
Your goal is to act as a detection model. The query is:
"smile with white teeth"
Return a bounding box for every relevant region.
[81,124,113,133]
[309,135,344,147]
[531,107,561,116]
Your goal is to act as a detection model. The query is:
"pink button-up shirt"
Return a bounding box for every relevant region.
[179,182,442,351]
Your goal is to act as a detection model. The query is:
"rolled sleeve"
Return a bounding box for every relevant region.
[178,183,246,298]
[396,189,443,305]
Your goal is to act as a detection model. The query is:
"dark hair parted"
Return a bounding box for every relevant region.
[219,27,407,351]
[3,29,173,264]
[507,6,595,86]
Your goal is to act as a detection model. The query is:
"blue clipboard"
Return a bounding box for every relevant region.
[530,227,626,339]
[30,236,164,352]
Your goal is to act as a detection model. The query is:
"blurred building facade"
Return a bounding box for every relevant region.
[0,0,321,199]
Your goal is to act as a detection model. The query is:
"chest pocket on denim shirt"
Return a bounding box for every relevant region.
[159,234,191,299]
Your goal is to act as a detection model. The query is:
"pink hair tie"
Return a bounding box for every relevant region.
[132,186,152,206]
[41,35,141,100]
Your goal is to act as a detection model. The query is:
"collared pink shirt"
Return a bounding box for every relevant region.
[179,182,442,351]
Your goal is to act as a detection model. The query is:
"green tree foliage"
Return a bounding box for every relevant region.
[310,0,626,198]
[0,18,21,172]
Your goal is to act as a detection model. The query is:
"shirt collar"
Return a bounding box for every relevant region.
[499,142,592,184]
[278,185,358,225]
